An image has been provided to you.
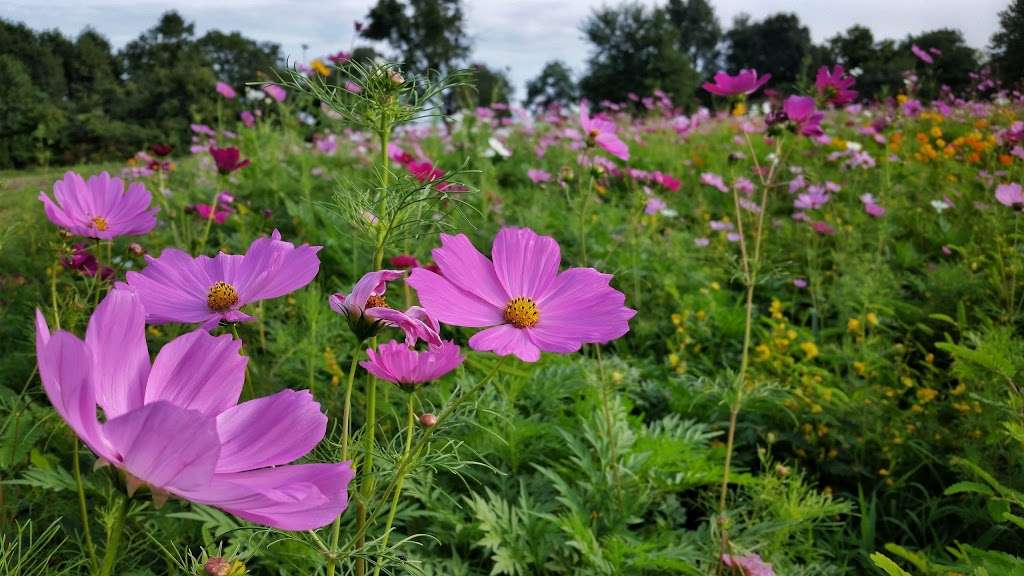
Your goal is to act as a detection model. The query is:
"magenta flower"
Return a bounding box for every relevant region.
[815,65,857,106]
[216,81,237,99]
[125,230,320,329]
[700,172,729,193]
[35,289,353,530]
[209,147,250,175]
[407,227,636,362]
[580,102,630,161]
[62,243,113,279]
[328,270,441,346]
[996,183,1024,208]
[912,44,934,64]
[721,553,775,576]
[702,69,771,97]
[645,196,667,215]
[389,254,421,269]
[783,96,825,137]
[263,83,287,102]
[361,340,464,389]
[40,171,158,240]
[794,186,830,210]
[860,193,886,217]
[528,168,552,184]
[240,110,256,128]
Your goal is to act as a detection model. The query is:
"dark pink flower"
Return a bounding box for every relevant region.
[810,221,835,235]
[216,81,237,99]
[209,147,251,174]
[815,65,857,106]
[35,289,353,530]
[62,243,113,279]
[580,102,629,161]
[125,230,320,329]
[702,69,771,97]
[40,171,158,240]
[528,168,552,184]
[328,270,440,346]
[362,340,463,389]
[240,111,256,128]
[389,255,421,269]
[912,44,934,64]
[783,96,825,137]
[407,227,636,362]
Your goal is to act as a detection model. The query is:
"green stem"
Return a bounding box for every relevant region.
[49,263,61,331]
[98,494,128,576]
[326,352,362,576]
[197,185,222,254]
[73,440,98,575]
[578,155,595,265]
[371,392,417,576]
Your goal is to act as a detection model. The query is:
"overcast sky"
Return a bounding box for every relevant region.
[2,0,1006,98]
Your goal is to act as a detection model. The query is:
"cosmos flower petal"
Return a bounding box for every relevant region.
[344,269,405,314]
[36,329,115,461]
[236,230,322,303]
[431,233,509,307]
[144,330,247,417]
[407,268,504,327]
[103,401,220,492]
[215,389,327,474]
[492,227,561,300]
[183,462,354,531]
[361,341,463,385]
[535,268,636,345]
[469,324,541,362]
[85,289,150,419]
[365,307,443,347]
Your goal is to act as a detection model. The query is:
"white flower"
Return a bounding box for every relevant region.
[850,67,863,77]
[487,137,512,158]
[846,141,863,151]
[931,199,951,213]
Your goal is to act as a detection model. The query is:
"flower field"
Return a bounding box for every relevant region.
[2,55,1024,576]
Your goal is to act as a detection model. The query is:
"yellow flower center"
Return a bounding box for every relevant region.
[207,281,239,312]
[365,294,388,309]
[91,216,109,232]
[504,297,539,328]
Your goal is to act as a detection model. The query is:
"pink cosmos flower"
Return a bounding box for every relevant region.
[996,183,1024,208]
[645,196,667,215]
[860,193,886,217]
[124,230,320,329]
[912,44,934,64]
[40,171,158,240]
[240,110,256,128]
[811,221,835,235]
[329,270,441,345]
[216,81,237,99]
[733,177,755,196]
[701,172,729,193]
[783,96,825,137]
[209,147,251,174]
[528,168,552,184]
[389,254,421,269]
[702,69,771,97]
[579,102,630,161]
[407,227,636,362]
[815,65,857,106]
[721,553,775,576]
[794,186,830,210]
[263,83,287,102]
[62,243,113,279]
[35,289,353,531]
[361,340,464,389]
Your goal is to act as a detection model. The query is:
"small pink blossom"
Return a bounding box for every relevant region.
[701,172,729,193]
[996,183,1024,208]
[703,69,771,97]
[216,81,236,99]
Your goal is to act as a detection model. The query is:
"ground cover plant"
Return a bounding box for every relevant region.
[2,26,1024,576]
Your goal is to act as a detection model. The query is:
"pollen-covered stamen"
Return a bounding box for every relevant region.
[504,297,539,328]
[365,294,388,309]
[91,216,109,232]
[207,281,239,312]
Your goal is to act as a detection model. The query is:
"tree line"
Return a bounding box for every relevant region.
[2,0,1022,169]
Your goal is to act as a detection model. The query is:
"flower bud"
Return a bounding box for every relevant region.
[128,242,145,256]
[419,413,438,428]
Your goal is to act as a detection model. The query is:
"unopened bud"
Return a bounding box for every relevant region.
[128,242,145,256]
[389,69,405,85]
[204,557,230,576]
[419,413,437,428]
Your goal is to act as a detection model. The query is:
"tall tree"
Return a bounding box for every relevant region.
[666,0,721,75]
[363,0,470,75]
[726,13,812,88]
[525,60,578,109]
[579,2,699,105]
[990,0,1024,85]
[904,29,978,95]
[197,30,282,90]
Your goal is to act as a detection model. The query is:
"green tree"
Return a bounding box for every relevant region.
[0,55,50,167]
[363,0,470,74]
[525,60,578,109]
[904,29,979,96]
[991,0,1024,85]
[666,0,721,75]
[198,30,282,90]
[726,12,812,88]
[579,2,699,105]
[120,11,217,148]
[821,26,908,100]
